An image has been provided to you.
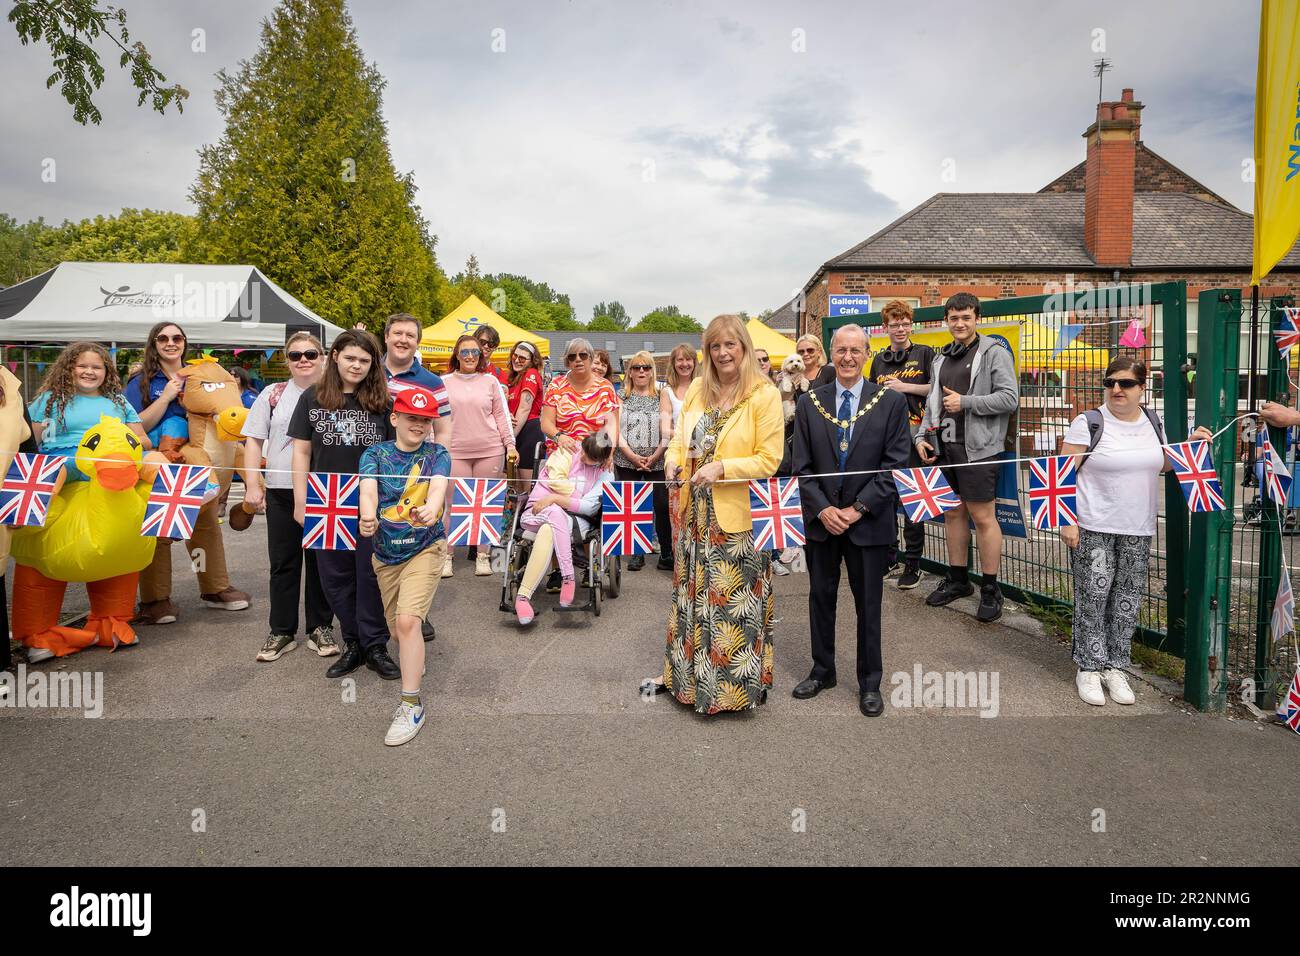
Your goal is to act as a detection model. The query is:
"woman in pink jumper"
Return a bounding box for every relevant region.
[444,334,518,576]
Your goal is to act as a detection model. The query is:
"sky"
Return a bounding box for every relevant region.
[0,0,1262,323]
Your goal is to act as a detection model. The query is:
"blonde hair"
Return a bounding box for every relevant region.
[700,314,770,408]
[666,343,697,390]
[620,350,660,398]
[795,333,826,368]
[285,331,324,352]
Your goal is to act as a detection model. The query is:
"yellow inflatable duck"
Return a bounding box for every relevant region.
[10,416,166,657]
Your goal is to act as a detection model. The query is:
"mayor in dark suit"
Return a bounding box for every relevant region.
[791,324,912,716]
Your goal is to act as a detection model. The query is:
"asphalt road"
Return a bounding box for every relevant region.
[2,519,1297,866]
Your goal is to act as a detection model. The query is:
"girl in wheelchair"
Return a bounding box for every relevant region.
[514,431,613,624]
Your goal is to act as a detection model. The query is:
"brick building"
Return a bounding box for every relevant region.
[793,88,1300,337]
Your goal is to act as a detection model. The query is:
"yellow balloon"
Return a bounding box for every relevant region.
[11,416,157,582]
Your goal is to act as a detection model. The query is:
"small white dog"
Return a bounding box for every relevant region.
[778,354,809,423]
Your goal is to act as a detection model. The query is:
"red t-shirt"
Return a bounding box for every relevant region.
[508,368,543,420]
[484,364,508,385]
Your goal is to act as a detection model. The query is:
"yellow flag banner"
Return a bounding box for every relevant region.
[1252,0,1300,285]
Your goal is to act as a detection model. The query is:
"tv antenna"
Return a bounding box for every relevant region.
[1093,58,1112,102]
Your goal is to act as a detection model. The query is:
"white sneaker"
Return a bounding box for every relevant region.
[442,554,454,578]
[1101,669,1136,705]
[779,547,802,565]
[474,553,492,576]
[26,646,54,664]
[1075,669,1105,706]
[384,700,426,747]
[772,561,790,576]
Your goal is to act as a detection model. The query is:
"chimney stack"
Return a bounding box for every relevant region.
[1082,88,1143,267]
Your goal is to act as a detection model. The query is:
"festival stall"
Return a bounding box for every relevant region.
[420,294,549,367]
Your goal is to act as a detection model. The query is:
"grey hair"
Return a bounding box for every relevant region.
[565,336,594,357]
[831,324,868,346]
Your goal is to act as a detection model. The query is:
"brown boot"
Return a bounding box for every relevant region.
[201,587,250,611]
[135,598,179,625]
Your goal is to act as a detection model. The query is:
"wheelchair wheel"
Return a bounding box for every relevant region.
[590,538,603,617]
[605,553,621,599]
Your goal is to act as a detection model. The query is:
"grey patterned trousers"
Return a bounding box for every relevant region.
[1068,528,1152,671]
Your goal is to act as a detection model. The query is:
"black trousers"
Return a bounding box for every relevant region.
[266,488,333,637]
[316,533,388,650]
[891,440,925,566]
[806,536,888,692]
[615,465,672,559]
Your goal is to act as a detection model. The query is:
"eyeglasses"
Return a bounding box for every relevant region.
[287,350,320,362]
[458,348,482,358]
[1103,378,1141,390]
[566,352,590,363]
[630,364,652,372]
[756,356,770,363]
[155,334,185,345]
[797,347,817,355]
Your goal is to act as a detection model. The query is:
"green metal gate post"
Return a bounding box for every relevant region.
[1186,290,1241,710]
[1161,285,1191,656]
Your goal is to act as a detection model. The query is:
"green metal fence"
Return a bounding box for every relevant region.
[821,282,1193,664]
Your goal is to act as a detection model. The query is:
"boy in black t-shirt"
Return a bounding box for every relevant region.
[867,300,934,589]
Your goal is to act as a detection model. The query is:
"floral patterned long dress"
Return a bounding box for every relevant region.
[663,409,775,714]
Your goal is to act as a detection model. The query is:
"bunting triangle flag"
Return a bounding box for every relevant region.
[1118,319,1146,348]
[1052,324,1085,356]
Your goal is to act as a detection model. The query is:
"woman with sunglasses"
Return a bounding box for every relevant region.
[126,321,250,625]
[507,341,546,484]
[795,334,829,386]
[1058,357,1212,707]
[242,332,336,663]
[615,351,673,571]
[540,338,620,455]
[444,333,517,577]
[754,349,776,384]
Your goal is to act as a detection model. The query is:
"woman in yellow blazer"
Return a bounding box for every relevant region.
[642,313,783,714]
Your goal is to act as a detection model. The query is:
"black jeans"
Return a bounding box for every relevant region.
[266,488,333,636]
[892,441,925,567]
[316,533,388,650]
[806,536,888,693]
[615,465,672,560]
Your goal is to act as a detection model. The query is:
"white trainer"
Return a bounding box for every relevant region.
[474,553,492,576]
[1101,669,1136,705]
[1075,669,1105,706]
[26,647,54,664]
[442,554,454,578]
[772,561,790,576]
[384,700,426,747]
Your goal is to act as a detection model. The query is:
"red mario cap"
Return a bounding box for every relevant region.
[392,385,438,419]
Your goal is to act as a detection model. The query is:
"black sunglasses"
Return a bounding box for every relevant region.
[629,364,652,371]
[155,333,186,345]
[287,350,320,362]
[1103,377,1141,390]
[566,351,591,363]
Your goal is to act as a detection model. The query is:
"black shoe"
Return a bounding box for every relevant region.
[859,690,884,717]
[365,645,401,680]
[325,640,363,678]
[925,578,975,607]
[791,674,836,699]
[976,584,1003,623]
[655,557,674,572]
[897,566,922,590]
[422,619,436,642]
[638,677,670,696]
[628,555,645,571]
[546,570,562,594]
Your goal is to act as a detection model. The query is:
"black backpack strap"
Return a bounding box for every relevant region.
[1142,405,1167,445]
[1079,408,1104,470]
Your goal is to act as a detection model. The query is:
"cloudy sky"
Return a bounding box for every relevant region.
[0,0,1261,322]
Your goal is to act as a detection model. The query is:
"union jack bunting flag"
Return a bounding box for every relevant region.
[601,481,655,556]
[0,453,65,527]
[749,477,805,550]
[448,478,505,547]
[302,472,359,551]
[1275,306,1300,359]
[1164,441,1226,514]
[1271,573,1295,645]
[1283,667,1300,735]
[1257,427,1293,507]
[1026,455,1079,530]
[142,463,212,539]
[891,467,961,523]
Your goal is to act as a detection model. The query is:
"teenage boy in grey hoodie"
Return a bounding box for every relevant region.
[915,292,1019,623]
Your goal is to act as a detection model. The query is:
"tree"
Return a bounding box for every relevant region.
[629,308,702,333]
[8,1,187,125]
[591,300,630,330]
[188,0,444,333]
[587,314,622,333]
[0,208,196,286]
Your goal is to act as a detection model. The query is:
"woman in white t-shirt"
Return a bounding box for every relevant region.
[1059,357,1212,707]
[241,332,336,663]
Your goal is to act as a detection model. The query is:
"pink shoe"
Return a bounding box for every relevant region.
[515,595,534,626]
[559,578,577,607]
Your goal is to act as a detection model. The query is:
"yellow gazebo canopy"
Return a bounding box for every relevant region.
[419,294,550,368]
[1019,318,1112,372]
[745,317,798,367]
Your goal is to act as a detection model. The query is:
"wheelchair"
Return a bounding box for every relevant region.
[497,441,621,618]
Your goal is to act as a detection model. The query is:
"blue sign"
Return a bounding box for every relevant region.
[828,294,872,317]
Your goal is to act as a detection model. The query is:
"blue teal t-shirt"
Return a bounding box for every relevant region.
[125,371,187,445]
[359,440,452,565]
[29,391,141,453]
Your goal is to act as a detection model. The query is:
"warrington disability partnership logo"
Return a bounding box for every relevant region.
[93,285,182,311]
[49,886,151,936]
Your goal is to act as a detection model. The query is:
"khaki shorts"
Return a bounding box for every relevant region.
[372,539,448,635]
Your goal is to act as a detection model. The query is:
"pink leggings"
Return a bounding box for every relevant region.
[520,504,574,580]
[450,453,504,555]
